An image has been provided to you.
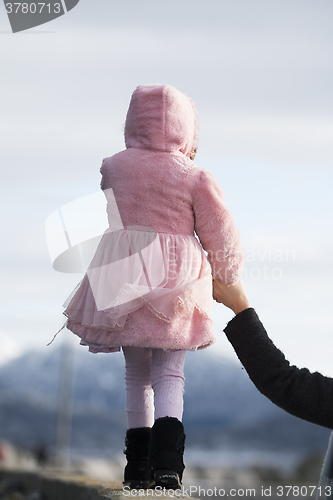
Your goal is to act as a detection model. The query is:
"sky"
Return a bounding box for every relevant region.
[1,0,333,375]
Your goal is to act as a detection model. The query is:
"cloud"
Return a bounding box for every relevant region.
[0,331,22,366]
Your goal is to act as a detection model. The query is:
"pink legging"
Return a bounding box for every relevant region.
[122,346,186,429]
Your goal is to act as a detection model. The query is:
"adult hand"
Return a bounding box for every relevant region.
[213,278,250,315]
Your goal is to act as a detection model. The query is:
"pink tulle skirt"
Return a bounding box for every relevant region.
[63,228,213,352]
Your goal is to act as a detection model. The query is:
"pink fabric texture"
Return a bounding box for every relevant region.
[65,230,213,350]
[64,84,244,352]
[122,346,186,428]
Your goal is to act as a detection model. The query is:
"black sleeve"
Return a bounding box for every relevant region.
[224,308,333,429]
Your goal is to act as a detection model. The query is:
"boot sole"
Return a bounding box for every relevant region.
[123,480,151,489]
[154,470,182,489]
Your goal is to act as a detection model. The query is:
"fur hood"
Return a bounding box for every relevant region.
[124,84,198,157]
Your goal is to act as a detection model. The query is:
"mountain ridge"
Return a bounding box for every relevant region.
[0,344,330,460]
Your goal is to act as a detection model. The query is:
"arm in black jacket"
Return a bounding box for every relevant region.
[224,308,333,429]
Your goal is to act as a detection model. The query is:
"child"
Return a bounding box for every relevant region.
[63,84,244,489]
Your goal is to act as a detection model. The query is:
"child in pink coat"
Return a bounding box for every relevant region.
[64,84,244,489]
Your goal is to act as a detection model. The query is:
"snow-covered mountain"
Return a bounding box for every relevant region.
[0,344,330,460]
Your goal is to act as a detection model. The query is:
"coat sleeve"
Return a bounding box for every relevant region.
[224,308,333,429]
[192,169,244,285]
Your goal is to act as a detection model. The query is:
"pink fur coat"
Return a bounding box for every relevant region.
[64,84,244,352]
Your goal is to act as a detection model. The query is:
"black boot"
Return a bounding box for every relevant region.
[123,427,152,489]
[150,417,186,489]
